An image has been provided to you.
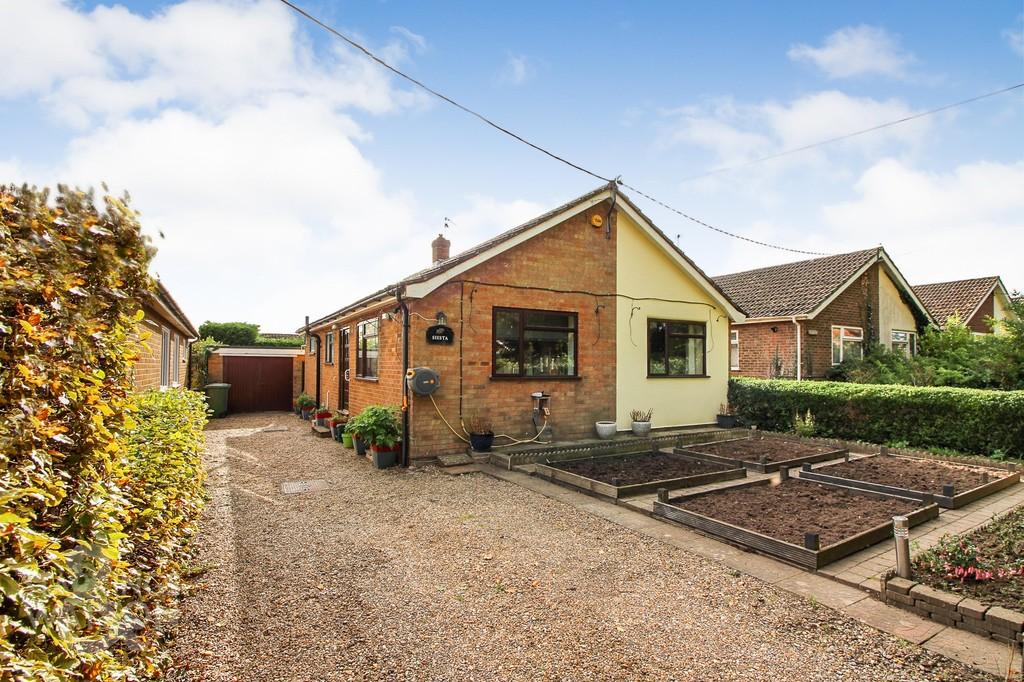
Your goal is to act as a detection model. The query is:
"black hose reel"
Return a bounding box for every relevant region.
[406,367,441,396]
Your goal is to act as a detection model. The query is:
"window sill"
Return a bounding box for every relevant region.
[355,376,379,382]
[646,374,711,379]
[324,362,334,366]
[490,375,582,381]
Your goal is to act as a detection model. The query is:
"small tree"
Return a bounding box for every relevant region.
[197,320,259,345]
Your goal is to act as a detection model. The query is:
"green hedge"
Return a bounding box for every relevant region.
[728,378,1024,457]
[1,185,207,680]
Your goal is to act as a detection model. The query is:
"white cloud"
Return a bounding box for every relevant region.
[662,90,928,172]
[390,26,428,53]
[820,159,1024,291]
[497,53,534,86]
[788,25,915,79]
[0,0,425,127]
[445,195,546,250]
[1004,16,1024,57]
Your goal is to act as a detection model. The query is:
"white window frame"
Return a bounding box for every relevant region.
[160,327,171,387]
[307,335,318,355]
[172,334,181,385]
[729,329,740,370]
[891,330,917,357]
[324,331,335,364]
[831,325,864,365]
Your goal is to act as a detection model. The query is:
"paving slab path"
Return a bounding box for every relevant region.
[168,413,996,681]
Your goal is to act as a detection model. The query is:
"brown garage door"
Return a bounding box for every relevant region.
[222,356,293,412]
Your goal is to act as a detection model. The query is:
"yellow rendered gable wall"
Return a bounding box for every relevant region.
[615,211,729,430]
[878,268,918,350]
[993,290,1014,335]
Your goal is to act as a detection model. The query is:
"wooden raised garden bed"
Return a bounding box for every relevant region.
[799,455,1020,509]
[652,478,939,569]
[534,450,746,500]
[675,436,847,474]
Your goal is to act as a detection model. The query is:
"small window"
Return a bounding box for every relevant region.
[324,331,335,364]
[831,326,864,365]
[160,327,170,387]
[173,335,180,385]
[357,318,379,378]
[648,319,706,377]
[307,335,318,355]
[891,330,917,357]
[493,308,577,377]
[729,330,740,371]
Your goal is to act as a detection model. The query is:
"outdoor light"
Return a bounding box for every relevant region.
[436,311,447,326]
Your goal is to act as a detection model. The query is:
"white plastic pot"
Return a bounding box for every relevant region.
[631,421,652,437]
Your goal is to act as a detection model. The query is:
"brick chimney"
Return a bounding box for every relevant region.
[431,233,450,264]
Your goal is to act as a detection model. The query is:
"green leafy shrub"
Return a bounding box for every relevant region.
[0,185,207,679]
[187,336,220,390]
[792,409,816,437]
[253,334,303,348]
[196,321,258,345]
[729,377,1024,457]
[354,405,402,447]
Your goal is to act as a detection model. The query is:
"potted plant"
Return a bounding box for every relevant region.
[464,414,495,453]
[358,405,402,469]
[314,406,332,428]
[296,393,315,420]
[329,411,348,441]
[292,398,301,416]
[594,420,616,440]
[716,403,738,428]
[630,408,653,437]
[344,415,366,455]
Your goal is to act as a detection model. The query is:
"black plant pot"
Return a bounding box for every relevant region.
[353,435,367,456]
[470,431,495,453]
[716,414,738,428]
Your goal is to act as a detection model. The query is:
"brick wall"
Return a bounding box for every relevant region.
[883,576,1024,645]
[730,264,881,380]
[730,322,798,379]
[132,306,189,391]
[207,352,224,383]
[967,292,995,333]
[407,200,617,458]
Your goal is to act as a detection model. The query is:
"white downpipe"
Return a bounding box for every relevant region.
[792,316,802,381]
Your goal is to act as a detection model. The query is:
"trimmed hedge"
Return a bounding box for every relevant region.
[728,378,1024,457]
[1,185,207,680]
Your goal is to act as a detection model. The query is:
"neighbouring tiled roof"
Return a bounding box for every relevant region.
[712,248,881,319]
[912,277,999,326]
[299,183,743,331]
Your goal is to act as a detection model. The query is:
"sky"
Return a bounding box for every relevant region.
[2,0,1022,332]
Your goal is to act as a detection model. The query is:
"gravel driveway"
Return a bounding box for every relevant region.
[167,413,990,681]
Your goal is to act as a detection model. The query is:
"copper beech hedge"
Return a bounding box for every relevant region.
[1,185,207,680]
[729,378,1024,457]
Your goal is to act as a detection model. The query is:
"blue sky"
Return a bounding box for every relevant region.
[2,0,1022,330]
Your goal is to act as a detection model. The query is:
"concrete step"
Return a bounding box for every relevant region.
[311,424,332,438]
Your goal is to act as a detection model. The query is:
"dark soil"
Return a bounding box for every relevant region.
[686,437,837,463]
[915,507,1024,610]
[552,451,730,486]
[674,480,918,546]
[819,455,1001,495]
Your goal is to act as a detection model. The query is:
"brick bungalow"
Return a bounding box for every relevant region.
[134,280,197,391]
[714,248,934,379]
[912,276,1016,335]
[297,183,745,463]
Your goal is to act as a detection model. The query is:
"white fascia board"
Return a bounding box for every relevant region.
[876,251,937,325]
[403,191,614,299]
[731,315,810,325]
[212,347,304,357]
[616,200,746,322]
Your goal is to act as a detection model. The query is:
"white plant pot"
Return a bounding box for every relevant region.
[631,421,652,437]
[595,421,617,440]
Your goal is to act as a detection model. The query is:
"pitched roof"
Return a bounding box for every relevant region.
[912,277,1001,326]
[300,183,745,331]
[713,248,882,319]
[150,280,198,338]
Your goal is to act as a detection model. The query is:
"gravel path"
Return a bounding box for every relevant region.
[167,413,991,682]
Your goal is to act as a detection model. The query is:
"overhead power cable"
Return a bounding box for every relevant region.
[679,82,1024,182]
[276,0,1019,258]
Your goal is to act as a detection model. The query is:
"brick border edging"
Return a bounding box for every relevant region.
[882,573,1024,645]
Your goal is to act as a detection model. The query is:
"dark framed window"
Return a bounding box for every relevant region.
[648,319,706,377]
[492,307,577,377]
[324,331,334,364]
[356,318,379,378]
